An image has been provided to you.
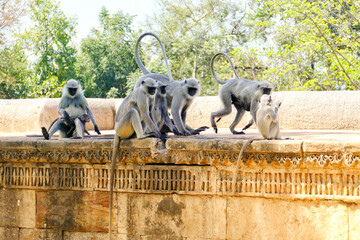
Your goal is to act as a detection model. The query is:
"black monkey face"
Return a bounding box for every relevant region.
[147,86,156,95]
[160,86,166,94]
[68,87,78,96]
[263,88,272,95]
[188,87,197,96]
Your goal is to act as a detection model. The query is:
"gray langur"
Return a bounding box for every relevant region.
[41,79,101,139]
[151,81,179,135]
[210,52,274,134]
[134,32,208,136]
[232,94,281,192]
[109,77,165,239]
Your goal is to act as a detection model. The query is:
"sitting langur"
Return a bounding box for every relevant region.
[109,77,165,239]
[41,79,101,139]
[151,81,179,135]
[232,94,281,191]
[210,52,273,134]
[134,32,208,136]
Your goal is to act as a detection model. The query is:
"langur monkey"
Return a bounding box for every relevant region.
[134,32,208,135]
[151,81,179,135]
[109,77,165,239]
[210,52,273,134]
[41,79,101,139]
[232,94,281,191]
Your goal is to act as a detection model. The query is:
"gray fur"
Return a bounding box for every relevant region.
[232,94,281,191]
[109,77,164,240]
[135,32,173,82]
[210,52,274,134]
[134,33,207,136]
[41,79,100,139]
[151,81,178,134]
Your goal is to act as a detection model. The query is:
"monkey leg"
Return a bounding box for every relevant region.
[46,118,69,139]
[242,119,254,131]
[73,118,85,139]
[115,108,145,139]
[230,105,245,134]
[210,93,233,133]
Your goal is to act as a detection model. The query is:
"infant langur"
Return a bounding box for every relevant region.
[232,94,281,191]
[41,79,101,139]
[109,77,165,239]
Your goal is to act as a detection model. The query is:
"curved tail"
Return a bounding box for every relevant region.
[210,52,240,85]
[135,32,173,81]
[232,138,257,193]
[109,136,122,240]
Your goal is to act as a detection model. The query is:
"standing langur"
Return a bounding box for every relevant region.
[41,79,101,139]
[232,94,281,192]
[109,77,165,239]
[210,52,273,134]
[134,32,208,135]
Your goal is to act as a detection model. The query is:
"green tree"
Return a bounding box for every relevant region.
[249,0,360,90]
[145,0,250,95]
[76,7,138,98]
[21,0,77,97]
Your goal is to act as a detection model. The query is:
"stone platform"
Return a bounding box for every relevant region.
[1,130,360,239]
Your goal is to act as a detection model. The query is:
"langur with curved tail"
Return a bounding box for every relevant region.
[41,79,101,139]
[210,52,273,134]
[108,77,165,239]
[134,32,208,135]
[232,94,281,192]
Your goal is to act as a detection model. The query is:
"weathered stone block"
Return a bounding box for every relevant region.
[63,231,127,240]
[227,197,348,240]
[36,190,109,232]
[127,194,226,239]
[0,189,35,228]
[0,227,19,239]
[19,228,62,240]
[349,203,360,240]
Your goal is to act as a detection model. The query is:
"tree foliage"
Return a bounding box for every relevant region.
[251,0,360,90]
[21,0,77,97]
[76,7,138,98]
[145,0,250,95]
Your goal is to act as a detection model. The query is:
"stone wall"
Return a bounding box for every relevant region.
[1,135,360,239]
[2,91,360,133]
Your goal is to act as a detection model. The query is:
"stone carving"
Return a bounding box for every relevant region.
[2,162,360,202]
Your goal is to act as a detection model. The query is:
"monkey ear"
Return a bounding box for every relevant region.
[257,84,260,88]
[141,80,145,85]
[185,80,187,84]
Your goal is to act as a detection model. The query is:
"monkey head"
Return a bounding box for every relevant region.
[183,78,200,98]
[64,79,82,98]
[258,81,273,95]
[141,77,158,96]
[157,81,167,96]
[259,94,273,106]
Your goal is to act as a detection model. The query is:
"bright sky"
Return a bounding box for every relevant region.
[58,0,159,43]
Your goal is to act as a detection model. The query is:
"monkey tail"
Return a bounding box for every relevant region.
[232,138,256,193]
[210,52,240,85]
[135,32,174,81]
[109,136,122,240]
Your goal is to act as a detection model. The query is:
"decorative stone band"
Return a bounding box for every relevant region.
[2,163,360,202]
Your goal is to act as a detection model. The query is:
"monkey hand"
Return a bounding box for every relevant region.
[94,125,101,135]
[191,126,209,135]
[62,111,72,125]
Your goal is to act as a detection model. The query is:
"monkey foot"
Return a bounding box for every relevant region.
[232,130,245,135]
[41,127,49,140]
